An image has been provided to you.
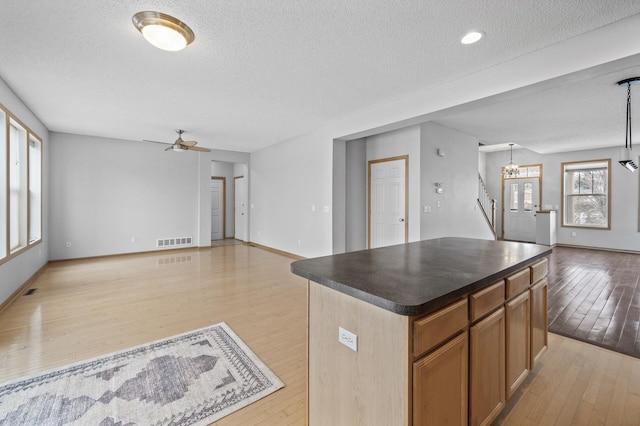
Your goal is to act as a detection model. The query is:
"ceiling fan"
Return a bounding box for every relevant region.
[144,129,210,152]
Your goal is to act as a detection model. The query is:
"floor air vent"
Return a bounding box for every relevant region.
[24,288,37,296]
[157,236,193,248]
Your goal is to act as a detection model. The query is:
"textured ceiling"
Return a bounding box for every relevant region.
[0,1,639,152]
[444,56,640,154]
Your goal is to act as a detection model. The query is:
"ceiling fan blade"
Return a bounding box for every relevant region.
[187,146,210,152]
[164,145,174,151]
[143,139,171,145]
[180,140,197,147]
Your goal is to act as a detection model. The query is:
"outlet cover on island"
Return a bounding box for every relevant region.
[338,327,357,351]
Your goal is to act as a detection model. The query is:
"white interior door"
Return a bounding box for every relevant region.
[210,179,223,240]
[234,177,246,241]
[369,158,407,248]
[504,178,539,242]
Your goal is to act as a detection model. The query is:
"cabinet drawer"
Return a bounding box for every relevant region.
[530,258,548,284]
[414,298,468,358]
[470,281,505,322]
[506,268,530,299]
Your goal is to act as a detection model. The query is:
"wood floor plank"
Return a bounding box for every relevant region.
[0,245,308,425]
[548,246,640,358]
[496,334,640,426]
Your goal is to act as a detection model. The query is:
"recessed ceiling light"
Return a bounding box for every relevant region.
[461,31,484,45]
[132,11,195,52]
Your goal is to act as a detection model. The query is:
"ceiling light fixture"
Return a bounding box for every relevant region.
[616,77,640,172]
[132,11,195,52]
[461,31,483,45]
[503,143,520,178]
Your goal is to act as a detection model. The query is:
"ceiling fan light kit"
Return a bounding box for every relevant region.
[163,129,210,153]
[132,11,195,51]
[616,77,640,172]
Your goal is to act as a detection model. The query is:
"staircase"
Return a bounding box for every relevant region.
[478,174,497,239]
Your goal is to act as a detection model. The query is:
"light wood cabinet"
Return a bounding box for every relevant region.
[530,277,548,367]
[469,280,505,322]
[505,268,530,299]
[470,307,505,426]
[413,331,468,426]
[413,298,468,358]
[305,253,550,426]
[505,290,530,398]
[530,258,548,284]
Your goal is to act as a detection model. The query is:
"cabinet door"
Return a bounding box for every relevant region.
[470,307,505,426]
[413,331,468,426]
[530,278,548,367]
[506,291,530,399]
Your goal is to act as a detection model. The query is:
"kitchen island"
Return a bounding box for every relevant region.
[291,237,552,426]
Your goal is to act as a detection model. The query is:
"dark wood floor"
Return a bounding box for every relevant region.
[548,246,640,358]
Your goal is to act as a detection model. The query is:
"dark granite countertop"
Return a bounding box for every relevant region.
[291,237,552,316]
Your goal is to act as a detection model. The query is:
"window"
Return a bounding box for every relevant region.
[0,109,6,259]
[523,182,533,211]
[29,135,42,244]
[562,160,610,229]
[509,183,518,211]
[9,120,28,253]
[504,164,541,180]
[0,103,42,263]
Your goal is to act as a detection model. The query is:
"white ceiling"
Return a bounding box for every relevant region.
[1,1,639,153]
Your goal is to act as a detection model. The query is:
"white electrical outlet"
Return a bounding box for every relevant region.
[338,327,357,352]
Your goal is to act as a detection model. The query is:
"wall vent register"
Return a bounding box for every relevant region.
[156,237,192,248]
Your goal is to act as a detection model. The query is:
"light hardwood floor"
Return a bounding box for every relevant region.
[0,245,308,425]
[1,245,639,425]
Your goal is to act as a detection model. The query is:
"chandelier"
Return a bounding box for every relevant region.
[617,77,640,172]
[503,143,520,178]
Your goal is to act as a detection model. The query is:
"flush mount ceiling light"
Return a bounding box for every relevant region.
[503,143,520,178]
[132,11,195,52]
[461,31,484,45]
[616,77,640,172]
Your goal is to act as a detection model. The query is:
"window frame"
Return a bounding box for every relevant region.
[0,102,43,265]
[561,159,611,230]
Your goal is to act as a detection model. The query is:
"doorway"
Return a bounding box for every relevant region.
[234,176,247,242]
[210,177,225,241]
[368,156,408,248]
[502,165,542,242]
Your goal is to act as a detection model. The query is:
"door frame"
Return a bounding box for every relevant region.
[501,164,543,240]
[367,155,409,249]
[234,175,246,241]
[211,176,226,239]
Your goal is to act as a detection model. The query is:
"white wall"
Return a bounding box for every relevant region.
[345,139,367,252]
[249,18,640,258]
[250,129,334,258]
[478,151,487,182]
[420,122,494,241]
[0,76,49,305]
[49,132,206,259]
[366,125,421,243]
[485,146,640,251]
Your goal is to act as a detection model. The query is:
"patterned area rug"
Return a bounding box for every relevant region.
[0,323,284,425]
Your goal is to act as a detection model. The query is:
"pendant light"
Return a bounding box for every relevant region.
[503,143,520,178]
[617,77,640,172]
